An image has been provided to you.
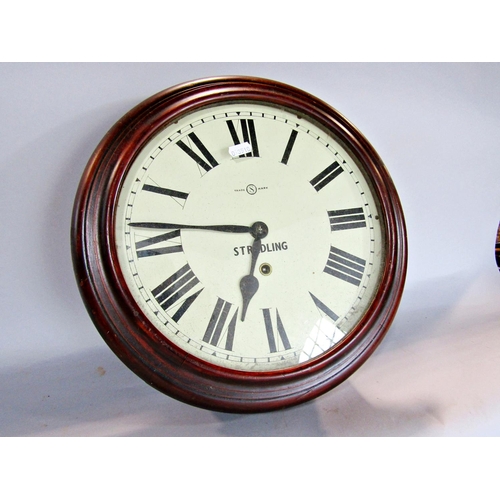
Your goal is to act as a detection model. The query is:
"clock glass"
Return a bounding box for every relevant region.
[114,101,385,372]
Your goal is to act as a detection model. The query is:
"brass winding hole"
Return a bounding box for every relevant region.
[259,263,272,276]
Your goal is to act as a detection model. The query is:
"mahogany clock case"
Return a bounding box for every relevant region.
[71,76,407,412]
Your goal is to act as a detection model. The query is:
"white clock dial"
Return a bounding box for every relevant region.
[114,102,384,371]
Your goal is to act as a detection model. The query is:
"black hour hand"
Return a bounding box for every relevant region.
[239,222,268,321]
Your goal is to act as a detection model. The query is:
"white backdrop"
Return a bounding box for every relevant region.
[1,62,499,437]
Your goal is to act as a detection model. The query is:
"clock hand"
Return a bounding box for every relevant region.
[131,219,268,320]
[129,221,265,238]
[239,222,268,322]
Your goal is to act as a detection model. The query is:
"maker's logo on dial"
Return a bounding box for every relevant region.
[234,183,268,195]
[246,184,257,195]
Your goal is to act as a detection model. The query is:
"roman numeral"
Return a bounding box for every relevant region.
[152,264,201,316]
[171,289,203,323]
[143,184,189,200]
[177,132,219,172]
[135,230,183,258]
[328,207,367,231]
[300,292,345,362]
[324,246,366,286]
[203,298,238,351]
[262,308,291,353]
[309,292,339,322]
[310,161,343,191]
[281,129,298,165]
[226,119,259,157]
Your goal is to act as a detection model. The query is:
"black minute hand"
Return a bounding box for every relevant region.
[129,222,255,234]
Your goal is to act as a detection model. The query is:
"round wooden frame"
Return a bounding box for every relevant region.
[71,76,407,413]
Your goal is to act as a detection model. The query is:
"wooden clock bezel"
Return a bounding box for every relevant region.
[71,76,407,413]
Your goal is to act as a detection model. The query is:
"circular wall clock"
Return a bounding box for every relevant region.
[72,76,407,413]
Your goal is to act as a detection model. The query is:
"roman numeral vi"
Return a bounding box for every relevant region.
[262,308,291,353]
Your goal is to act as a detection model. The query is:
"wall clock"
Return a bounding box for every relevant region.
[72,76,407,413]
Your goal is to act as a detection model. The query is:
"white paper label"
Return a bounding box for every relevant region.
[229,142,252,157]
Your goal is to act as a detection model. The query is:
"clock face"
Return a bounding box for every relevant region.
[114,102,384,372]
[73,76,406,411]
